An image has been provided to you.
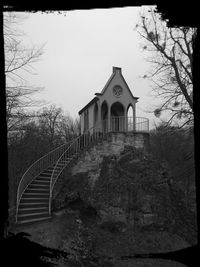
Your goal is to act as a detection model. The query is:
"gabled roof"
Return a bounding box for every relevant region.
[78,67,139,115]
[95,67,139,100]
[78,97,99,115]
[100,70,116,95]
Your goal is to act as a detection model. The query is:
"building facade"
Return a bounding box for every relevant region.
[79,67,148,134]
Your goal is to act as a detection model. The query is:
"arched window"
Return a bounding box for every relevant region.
[127,104,134,131]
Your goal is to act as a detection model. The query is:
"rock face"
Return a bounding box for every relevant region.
[88,147,173,231]
[52,143,197,245]
[11,138,196,266]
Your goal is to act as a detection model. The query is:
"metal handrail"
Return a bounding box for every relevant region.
[15,140,73,222]
[107,116,149,132]
[49,116,149,215]
[16,115,149,221]
[49,124,105,215]
[135,117,149,132]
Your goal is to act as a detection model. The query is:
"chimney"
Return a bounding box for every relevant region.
[113,66,122,74]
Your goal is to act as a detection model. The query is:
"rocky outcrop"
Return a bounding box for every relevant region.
[11,142,197,266]
[52,145,197,245]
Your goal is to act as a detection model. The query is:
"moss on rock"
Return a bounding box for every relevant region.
[52,146,197,246]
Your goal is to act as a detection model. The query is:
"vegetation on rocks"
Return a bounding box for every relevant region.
[49,137,196,265]
[10,125,196,266]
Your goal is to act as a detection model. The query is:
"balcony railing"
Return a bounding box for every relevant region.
[102,116,149,133]
[129,117,149,132]
[49,125,105,215]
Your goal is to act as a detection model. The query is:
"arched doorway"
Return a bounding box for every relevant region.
[101,101,108,133]
[127,104,135,131]
[111,102,125,132]
[93,103,98,128]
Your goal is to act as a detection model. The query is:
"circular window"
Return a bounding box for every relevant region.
[113,85,123,97]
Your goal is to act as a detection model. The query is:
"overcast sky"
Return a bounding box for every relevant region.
[6,6,163,128]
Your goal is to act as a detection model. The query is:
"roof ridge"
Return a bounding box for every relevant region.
[78,67,139,115]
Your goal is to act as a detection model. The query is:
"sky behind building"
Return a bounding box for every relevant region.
[5,6,164,129]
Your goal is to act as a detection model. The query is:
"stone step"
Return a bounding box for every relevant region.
[17,215,51,225]
[33,177,50,181]
[25,188,49,194]
[47,167,60,172]
[54,159,72,166]
[29,184,50,189]
[18,211,49,218]
[23,193,49,198]
[19,202,49,209]
[18,207,48,215]
[49,161,70,169]
[17,213,50,222]
[31,180,50,185]
[56,161,70,166]
[39,172,52,177]
[34,175,51,182]
[20,197,49,203]
[31,180,50,184]
[41,169,53,173]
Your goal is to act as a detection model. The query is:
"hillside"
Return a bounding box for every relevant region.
[12,145,197,266]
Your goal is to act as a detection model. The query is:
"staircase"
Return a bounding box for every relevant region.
[16,117,149,225]
[17,163,67,224]
[17,168,51,224]
[16,128,105,224]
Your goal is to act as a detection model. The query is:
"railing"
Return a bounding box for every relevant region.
[131,117,149,132]
[107,116,149,133]
[16,115,149,220]
[110,116,125,132]
[49,116,149,215]
[49,117,149,214]
[49,125,106,215]
[16,140,73,222]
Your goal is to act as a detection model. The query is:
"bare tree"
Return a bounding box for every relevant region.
[58,114,80,142]
[38,105,63,146]
[37,105,80,146]
[150,122,195,211]
[136,8,196,127]
[4,12,45,133]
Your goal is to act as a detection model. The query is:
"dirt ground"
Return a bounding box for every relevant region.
[11,209,190,267]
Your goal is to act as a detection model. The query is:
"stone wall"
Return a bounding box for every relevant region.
[52,132,149,200]
[71,132,149,177]
[107,132,149,151]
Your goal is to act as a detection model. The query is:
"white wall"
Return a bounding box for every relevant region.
[80,103,96,134]
[80,113,84,134]
[80,68,138,134]
[88,104,94,130]
[99,68,137,113]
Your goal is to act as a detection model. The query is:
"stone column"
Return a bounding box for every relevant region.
[133,104,136,131]
[97,102,101,132]
[124,105,128,132]
[108,105,111,132]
